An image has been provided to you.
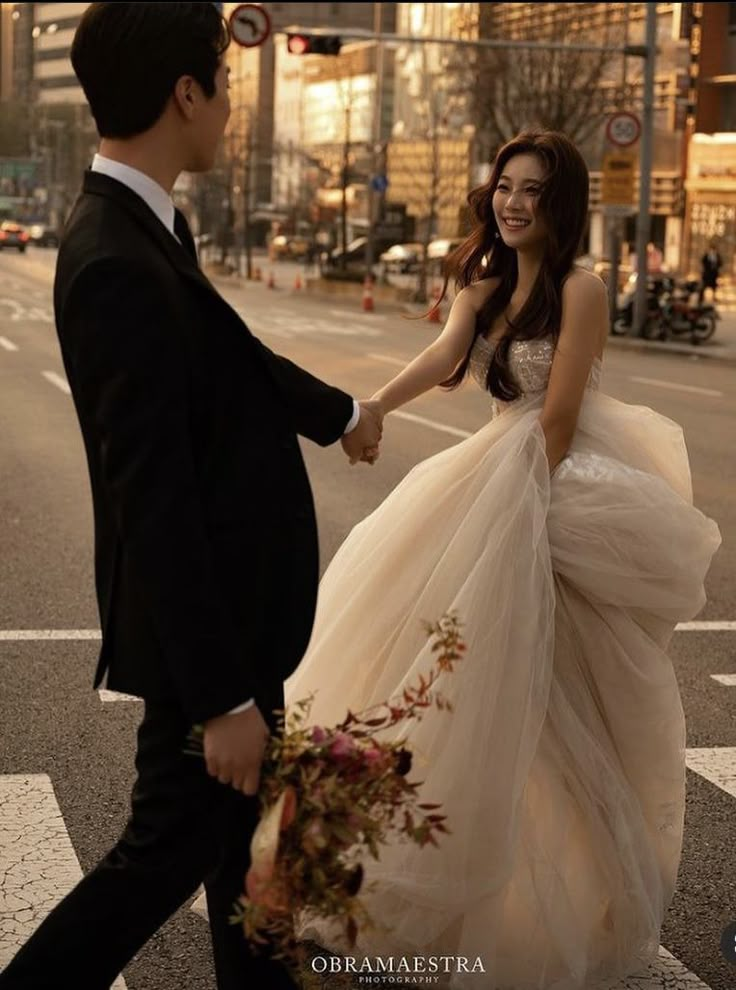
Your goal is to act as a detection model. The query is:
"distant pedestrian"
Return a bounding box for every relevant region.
[700,240,722,302]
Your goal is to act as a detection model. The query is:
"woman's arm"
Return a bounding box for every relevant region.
[539,271,608,474]
[371,284,488,415]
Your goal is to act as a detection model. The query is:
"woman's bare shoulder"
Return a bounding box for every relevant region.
[459,277,501,313]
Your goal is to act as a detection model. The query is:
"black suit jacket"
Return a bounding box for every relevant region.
[54,171,353,725]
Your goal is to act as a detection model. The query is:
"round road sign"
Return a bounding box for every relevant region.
[229,4,271,49]
[605,112,641,147]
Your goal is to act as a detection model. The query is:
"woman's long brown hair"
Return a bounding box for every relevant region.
[439,130,590,401]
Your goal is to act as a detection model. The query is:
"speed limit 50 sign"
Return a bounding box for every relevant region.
[606,112,641,147]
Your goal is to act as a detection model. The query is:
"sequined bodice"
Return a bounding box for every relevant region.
[469,335,602,397]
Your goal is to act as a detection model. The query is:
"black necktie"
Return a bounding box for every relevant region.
[173,208,198,264]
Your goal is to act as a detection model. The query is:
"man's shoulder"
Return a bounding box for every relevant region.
[57,194,174,299]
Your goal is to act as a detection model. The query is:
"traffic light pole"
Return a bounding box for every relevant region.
[283,25,655,332]
[632,4,656,338]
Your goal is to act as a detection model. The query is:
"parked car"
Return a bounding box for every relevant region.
[379,242,424,274]
[270,234,312,261]
[0,221,30,252]
[426,238,463,276]
[28,223,59,248]
[321,236,396,280]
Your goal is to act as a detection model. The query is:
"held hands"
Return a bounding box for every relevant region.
[341,399,384,466]
[202,704,270,796]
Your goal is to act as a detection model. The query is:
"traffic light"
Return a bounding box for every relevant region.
[286,33,342,56]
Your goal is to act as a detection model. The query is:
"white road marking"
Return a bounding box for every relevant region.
[187,887,714,990]
[97,689,141,704]
[0,622,733,643]
[0,336,18,352]
[191,888,208,920]
[710,674,736,686]
[628,376,723,398]
[0,775,127,988]
[0,298,25,321]
[328,308,388,321]
[0,630,101,641]
[0,779,713,989]
[605,947,712,989]
[42,371,71,395]
[686,747,736,799]
[675,621,736,631]
[389,410,472,439]
[368,352,407,367]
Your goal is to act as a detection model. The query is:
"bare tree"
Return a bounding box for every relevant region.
[388,46,472,303]
[450,4,619,163]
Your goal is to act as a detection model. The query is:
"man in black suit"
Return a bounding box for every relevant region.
[0,5,381,989]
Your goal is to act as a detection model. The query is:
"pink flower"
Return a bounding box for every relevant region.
[363,745,383,766]
[328,731,355,760]
[311,726,327,744]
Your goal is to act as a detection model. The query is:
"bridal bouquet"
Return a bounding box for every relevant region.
[234,613,465,964]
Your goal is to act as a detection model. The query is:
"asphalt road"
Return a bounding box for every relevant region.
[0,248,734,990]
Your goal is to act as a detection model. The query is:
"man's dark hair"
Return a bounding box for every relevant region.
[71,3,230,139]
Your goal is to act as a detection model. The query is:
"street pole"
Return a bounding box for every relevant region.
[365,2,383,278]
[632,2,657,336]
[242,114,253,280]
[340,100,351,269]
[607,8,631,323]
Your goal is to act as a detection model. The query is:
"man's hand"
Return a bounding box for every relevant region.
[202,705,270,795]
[341,399,384,465]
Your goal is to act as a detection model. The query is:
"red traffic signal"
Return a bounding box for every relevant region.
[286,32,341,56]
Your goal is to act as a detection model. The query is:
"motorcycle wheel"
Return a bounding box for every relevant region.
[691,313,716,343]
[644,314,667,340]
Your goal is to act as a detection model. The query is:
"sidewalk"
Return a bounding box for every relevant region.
[604,308,736,364]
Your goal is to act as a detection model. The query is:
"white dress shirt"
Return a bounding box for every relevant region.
[90,154,361,718]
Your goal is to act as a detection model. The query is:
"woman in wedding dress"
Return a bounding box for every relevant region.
[285,131,721,989]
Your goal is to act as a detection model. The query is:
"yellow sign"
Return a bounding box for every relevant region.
[601,152,636,206]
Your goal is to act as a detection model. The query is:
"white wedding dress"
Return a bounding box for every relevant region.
[285,335,721,989]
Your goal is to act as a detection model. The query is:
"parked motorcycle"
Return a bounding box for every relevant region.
[611,274,719,343]
[611,274,666,338]
[657,277,718,343]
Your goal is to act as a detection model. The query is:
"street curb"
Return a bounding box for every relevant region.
[604,334,736,364]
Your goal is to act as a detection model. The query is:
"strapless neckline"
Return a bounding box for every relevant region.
[476,334,604,368]
[469,334,603,399]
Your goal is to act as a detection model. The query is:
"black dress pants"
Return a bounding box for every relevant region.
[0,699,297,990]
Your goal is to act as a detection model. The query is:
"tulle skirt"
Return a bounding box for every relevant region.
[285,389,721,989]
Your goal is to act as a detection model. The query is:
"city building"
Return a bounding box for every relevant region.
[0,2,14,101]
[396,3,692,266]
[224,1,394,239]
[683,2,736,288]
[33,2,88,105]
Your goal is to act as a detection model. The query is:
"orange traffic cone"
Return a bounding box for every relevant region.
[427,287,442,323]
[267,270,275,289]
[362,274,375,313]
[294,272,303,291]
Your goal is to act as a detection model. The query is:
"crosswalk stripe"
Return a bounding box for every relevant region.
[98,689,142,704]
[0,774,127,988]
[187,895,715,990]
[710,674,736,686]
[0,622,734,642]
[686,747,736,799]
[675,621,736,631]
[606,947,712,988]
[0,630,101,640]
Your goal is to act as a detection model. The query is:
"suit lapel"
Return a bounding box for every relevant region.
[81,170,224,305]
